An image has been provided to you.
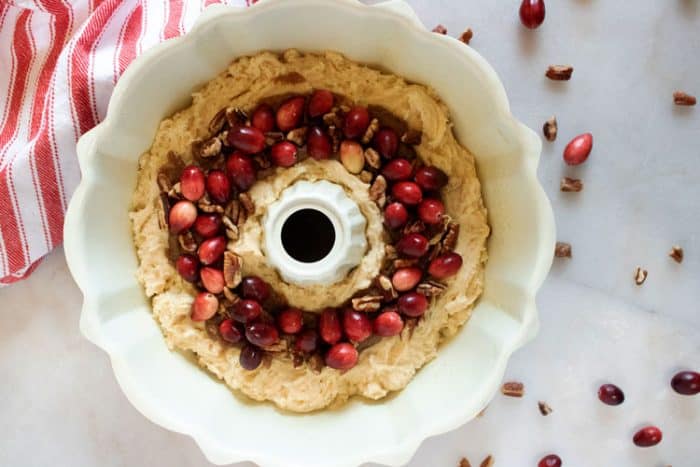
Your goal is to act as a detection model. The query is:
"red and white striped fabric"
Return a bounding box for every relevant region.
[0,0,250,286]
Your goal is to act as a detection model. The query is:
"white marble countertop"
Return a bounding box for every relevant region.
[1,1,698,466]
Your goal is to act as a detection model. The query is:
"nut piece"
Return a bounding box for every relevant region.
[377,275,398,301]
[543,116,558,142]
[669,245,684,263]
[364,147,382,169]
[432,24,447,34]
[459,28,473,45]
[226,107,248,127]
[369,175,387,208]
[361,118,380,144]
[554,242,572,258]
[441,221,460,251]
[393,258,419,269]
[501,381,525,397]
[264,131,285,147]
[358,170,374,184]
[238,192,255,215]
[417,280,446,297]
[222,287,240,304]
[538,401,553,416]
[208,107,228,134]
[402,219,426,235]
[286,126,308,146]
[222,215,239,241]
[198,195,224,213]
[168,182,182,199]
[634,266,648,286]
[322,110,343,128]
[545,65,574,81]
[197,136,222,158]
[223,252,242,289]
[673,91,696,106]
[479,455,494,467]
[178,232,197,253]
[401,129,422,145]
[351,295,383,312]
[560,177,583,192]
[385,244,398,261]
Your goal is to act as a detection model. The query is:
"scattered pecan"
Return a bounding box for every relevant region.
[225,200,240,225]
[338,104,351,113]
[361,118,380,144]
[198,136,222,158]
[265,131,285,146]
[459,459,471,467]
[459,28,473,45]
[208,107,228,134]
[385,244,398,261]
[223,252,242,289]
[369,175,387,208]
[168,182,182,199]
[364,147,381,169]
[222,287,240,304]
[501,381,525,397]
[286,126,308,146]
[401,129,422,145]
[545,65,574,81]
[219,130,229,147]
[543,116,557,142]
[226,107,248,126]
[238,192,255,215]
[358,170,374,184]
[538,401,553,416]
[417,280,446,297]
[634,267,648,286]
[308,354,324,373]
[352,295,383,312]
[432,24,447,34]
[560,177,583,192]
[223,216,239,241]
[322,110,343,128]
[377,275,398,301]
[479,455,494,467]
[441,221,459,251]
[673,91,696,106]
[178,232,197,252]
[157,171,173,192]
[402,219,426,235]
[157,193,170,230]
[198,195,224,213]
[394,258,419,269]
[554,242,572,258]
[669,245,684,263]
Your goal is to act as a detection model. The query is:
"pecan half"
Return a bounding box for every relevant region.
[543,116,557,142]
[351,295,383,312]
[178,232,197,252]
[560,177,583,192]
[361,118,380,144]
[364,147,381,169]
[198,195,224,214]
[501,381,525,397]
[358,170,374,184]
[545,65,574,81]
[369,175,387,208]
[286,126,308,146]
[223,252,242,289]
[401,129,422,145]
[208,107,228,134]
[417,280,446,297]
[669,245,684,263]
[459,28,473,45]
[538,401,553,416]
[634,267,648,286]
[554,242,572,258]
[479,455,494,467]
[225,200,240,225]
[441,221,459,252]
[238,192,255,215]
[377,275,398,301]
[673,91,696,106]
[432,24,447,34]
[157,171,173,193]
[222,215,239,240]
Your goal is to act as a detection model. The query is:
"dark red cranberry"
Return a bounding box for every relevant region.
[191,292,219,321]
[537,454,561,467]
[671,370,700,395]
[276,96,305,132]
[396,233,429,258]
[397,292,428,317]
[325,343,358,370]
[219,319,242,343]
[392,267,423,292]
[197,236,226,265]
[308,89,334,118]
[251,103,275,133]
[598,383,625,406]
[342,309,372,343]
[417,198,445,225]
[232,299,263,323]
[176,254,199,283]
[428,252,463,279]
[319,308,342,344]
[200,267,225,294]
[239,344,263,370]
[381,158,413,181]
[392,181,423,205]
[225,152,256,191]
[633,426,662,447]
[519,0,546,29]
[169,200,197,233]
[180,165,206,201]
[307,126,332,160]
[373,127,399,158]
[414,166,448,191]
[205,170,231,204]
[245,322,279,347]
[193,213,222,238]
[373,311,404,337]
[384,202,409,229]
[270,141,298,167]
[343,106,370,139]
[240,276,270,302]
[227,125,266,154]
[277,308,303,334]
[294,329,319,353]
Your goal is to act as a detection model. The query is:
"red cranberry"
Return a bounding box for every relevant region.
[382,158,413,181]
[270,141,298,167]
[169,200,197,234]
[308,89,334,118]
[239,344,263,370]
[219,319,242,343]
[205,170,230,204]
[276,96,305,132]
[373,128,399,158]
[398,292,428,317]
[176,254,199,283]
[251,103,275,133]
[392,181,423,205]
[563,133,593,165]
[200,267,225,294]
[671,370,700,395]
[396,233,429,258]
[417,198,445,225]
[598,383,625,406]
[307,126,332,160]
[428,252,463,279]
[414,166,448,191]
[245,322,280,347]
[294,329,319,353]
[537,454,561,467]
[343,309,372,343]
[373,311,404,337]
[277,308,303,334]
[191,292,219,321]
[325,343,358,370]
[392,267,423,292]
[384,202,409,229]
[197,236,226,265]
[240,276,270,302]
[519,0,546,29]
[343,106,370,139]
[633,426,662,447]
[225,152,256,191]
[232,299,263,323]
[319,308,342,345]
[180,165,206,201]
[227,125,266,154]
[193,213,222,238]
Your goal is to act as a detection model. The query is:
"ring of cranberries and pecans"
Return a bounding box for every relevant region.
[157,90,465,372]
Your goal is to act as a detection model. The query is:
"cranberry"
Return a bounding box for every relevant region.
[398,292,428,317]
[245,321,279,347]
[251,103,275,133]
[392,267,423,292]
[168,200,197,233]
[671,370,700,395]
[396,233,429,258]
[308,89,334,118]
[414,166,448,191]
[340,140,365,174]
[381,158,413,181]
[225,152,256,191]
[373,128,399,158]
[325,343,358,370]
[200,267,225,294]
[240,276,270,302]
[239,344,263,370]
[537,454,561,467]
[277,308,303,334]
[384,202,409,229]
[519,0,546,29]
[428,252,463,279]
[191,292,219,321]
[227,125,266,154]
[197,236,226,265]
[294,329,319,353]
[193,213,222,238]
[180,165,206,201]
[598,383,625,406]
[270,141,298,167]
[319,308,342,345]
[343,106,370,139]
[232,299,263,323]
[563,133,593,165]
[205,170,231,204]
[417,198,445,225]
[343,309,372,343]
[307,126,332,160]
[219,319,242,343]
[276,96,305,132]
[633,426,662,447]
[373,310,404,337]
[392,181,423,205]
[176,254,199,283]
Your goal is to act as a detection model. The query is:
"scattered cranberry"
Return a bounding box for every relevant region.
[384,202,409,229]
[373,127,399,158]
[537,454,561,467]
[392,181,423,205]
[417,198,445,225]
[392,267,423,292]
[428,252,463,279]
[168,200,197,233]
[381,158,413,181]
[414,165,448,191]
[251,103,275,133]
[308,89,334,118]
[343,309,372,343]
[232,299,263,323]
[205,170,230,204]
[398,292,428,317]
[270,141,298,167]
[671,370,700,395]
[294,329,319,353]
[245,321,280,347]
[319,308,343,345]
[343,106,370,139]
[519,0,546,29]
[227,125,266,154]
[240,276,270,302]
[276,96,305,132]
[396,233,429,258]
[193,213,222,238]
[180,165,206,201]
[197,236,226,265]
[191,292,219,321]
[325,343,358,370]
[633,426,662,447]
[598,383,625,406]
[176,254,199,283]
[219,319,242,343]
[277,308,303,334]
[240,344,263,370]
[307,126,332,160]
[373,311,404,337]
[563,133,593,165]
[200,267,225,294]
[225,152,256,191]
